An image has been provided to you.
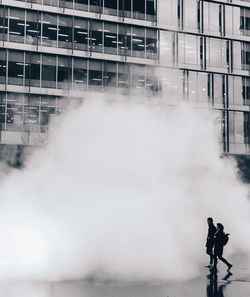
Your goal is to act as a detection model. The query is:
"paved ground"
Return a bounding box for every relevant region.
[0,254,249,297]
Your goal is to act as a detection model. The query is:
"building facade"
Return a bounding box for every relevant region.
[0,0,249,155]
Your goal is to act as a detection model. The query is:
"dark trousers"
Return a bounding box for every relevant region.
[214,246,231,268]
[206,241,214,265]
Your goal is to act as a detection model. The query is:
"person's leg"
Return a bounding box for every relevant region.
[218,255,233,270]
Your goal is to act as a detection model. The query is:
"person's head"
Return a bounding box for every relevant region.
[217,223,224,231]
[207,217,213,225]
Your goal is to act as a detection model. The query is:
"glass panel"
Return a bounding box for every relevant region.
[25,53,41,87]
[0,49,6,84]
[118,63,130,90]
[26,10,41,45]
[23,95,39,127]
[0,6,8,42]
[57,56,72,89]
[73,58,87,90]
[158,0,178,27]
[58,15,73,49]
[132,64,145,95]
[89,0,103,13]
[131,26,145,58]
[89,60,103,86]
[146,0,156,21]
[103,61,117,88]
[75,0,89,11]
[90,20,103,53]
[42,13,58,47]
[104,22,117,54]
[103,0,117,16]
[160,31,174,66]
[9,8,25,43]
[74,18,88,51]
[146,28,157,59]
[133,0,145,20]
[183,0,198,31]
[42,55,56,88]
[8,50,24,85]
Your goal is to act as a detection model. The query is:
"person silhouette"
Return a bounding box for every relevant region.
[206,217,216,267]
[213,223,233,272]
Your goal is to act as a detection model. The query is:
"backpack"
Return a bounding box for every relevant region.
[223,233,230,246]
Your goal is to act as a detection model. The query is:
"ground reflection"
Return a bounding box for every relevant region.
[207,271,233,297]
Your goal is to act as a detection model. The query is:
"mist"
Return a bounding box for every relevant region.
[0,97,249,282]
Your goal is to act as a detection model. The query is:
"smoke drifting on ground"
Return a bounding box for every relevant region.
[0,97,249,282]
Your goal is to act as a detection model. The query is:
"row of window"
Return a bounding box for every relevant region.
[0,7,157,59]
[13,0,156,21]
[160,31,250,72]
[1,91,250,154]
[0,49,249,107]
[160,0,250,38]
[0,50,159,95]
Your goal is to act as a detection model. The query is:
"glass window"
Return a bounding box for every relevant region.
[213,74,223,105]
[132,64,145,95]
[146,0,156,21]
[9,8,25,43]
[118,63,130,90]
[131,26,145,58]
[183,0,198,31]
[118,0,131,18]
[42,13,58,47]
[26,11,41,45]
[104,0,117,16]
[133,0,145,20]
[58,15,72,49]
[73,58,87,90]
[6,93,23,129]
[207,38,227,69]
[183,34,199,66]
[241,42,250,71]
[118,24,129,56]
[40,96,56,126]
[0,49,6,84]
[158,0,178,27]
[0,6,8,42]
[57,56,72,89]
[74,17,88,51]
[146,28,157,59]
[103,61,117,88]
[160,31,174,66]
[197,72,209,103]
[23,95,39,126]
[59,0,73,9]
[104,22,117,54]
[145,66,158,96]
[233,41,242,70]
[43,0,58,6]
[89,60,103,86]
[0,93,6,125]
[90,20,103,53]
[75,0,89,11]
[203,2,221,35]
[243,77,250,105]
[8,50,24,86]
[25,53,41,87]
[89,0,103,13]
[42,55,56,88]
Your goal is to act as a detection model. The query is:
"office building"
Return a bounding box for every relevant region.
[0,0,250,155]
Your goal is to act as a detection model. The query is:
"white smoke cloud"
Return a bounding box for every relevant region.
[0,97,249,282]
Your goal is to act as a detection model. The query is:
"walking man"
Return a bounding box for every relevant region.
[206,217,216,267]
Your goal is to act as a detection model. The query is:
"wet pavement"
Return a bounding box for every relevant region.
[0,254,249,297]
